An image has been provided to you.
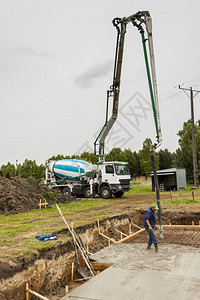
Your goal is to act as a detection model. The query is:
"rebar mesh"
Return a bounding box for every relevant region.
[130,229,200,248]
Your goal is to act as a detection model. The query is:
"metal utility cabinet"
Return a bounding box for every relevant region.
[151,168,187,191]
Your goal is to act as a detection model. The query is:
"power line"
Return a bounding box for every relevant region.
[179,78,200,87]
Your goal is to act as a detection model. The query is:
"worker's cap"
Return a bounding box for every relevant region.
[152,203,158,210]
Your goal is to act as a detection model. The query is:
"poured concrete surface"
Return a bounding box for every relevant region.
[61,243,200,300]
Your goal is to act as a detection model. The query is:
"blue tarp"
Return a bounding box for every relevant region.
[36,233,58,241]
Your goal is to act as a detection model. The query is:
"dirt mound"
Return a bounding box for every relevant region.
[0,177,70,215]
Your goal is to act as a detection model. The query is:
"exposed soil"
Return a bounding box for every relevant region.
[0,177,70,214]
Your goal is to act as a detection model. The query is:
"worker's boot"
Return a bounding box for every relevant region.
[147,243,151,250]
[155,244,158,252]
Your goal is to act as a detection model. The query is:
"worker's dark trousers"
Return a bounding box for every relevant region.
[144,226,158,246]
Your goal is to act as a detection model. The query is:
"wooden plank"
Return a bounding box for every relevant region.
[99,232,116,243]
[90,261,113,271]
[26,286,49,300]
[115,228,128,237]
[131,223,142,230]
[163,225,200,230]
[74,276,93,282]
[117,228,145,243]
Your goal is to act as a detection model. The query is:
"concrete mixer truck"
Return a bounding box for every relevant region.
[45,159,131,199]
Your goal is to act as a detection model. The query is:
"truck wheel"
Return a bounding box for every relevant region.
[99,186,111,199]
[62,187,72,196]
[83,186,91,198]
[113,191,124,198]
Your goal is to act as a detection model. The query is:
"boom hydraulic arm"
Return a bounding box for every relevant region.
[94,11,162,160]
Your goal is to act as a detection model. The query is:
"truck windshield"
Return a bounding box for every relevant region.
[115,164,130,175]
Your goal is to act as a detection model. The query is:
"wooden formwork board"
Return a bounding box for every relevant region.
[117,229,145,243]
[163,225,200,230]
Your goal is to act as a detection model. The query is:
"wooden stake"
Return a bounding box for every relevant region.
[38,199,48,209]
[129,223,131,235]
[108,240,110,246]
[26,282,29,300]
[65,285,69,294]
[192,221,194,226]
[192,191,195,201]
[170,190,173,201]
[97,219,100,233]
[71,262,74,281]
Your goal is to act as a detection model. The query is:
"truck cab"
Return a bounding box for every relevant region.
[97,161,131,198]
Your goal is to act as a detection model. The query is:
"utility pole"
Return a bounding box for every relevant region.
[179,85,200,188]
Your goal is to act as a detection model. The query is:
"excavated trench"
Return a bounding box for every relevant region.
[1,210,200,300]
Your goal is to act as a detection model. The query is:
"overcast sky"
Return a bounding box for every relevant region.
[1,0,200,166]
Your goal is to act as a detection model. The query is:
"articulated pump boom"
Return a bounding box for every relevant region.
[94,11,163,236]
[94,11,162,160]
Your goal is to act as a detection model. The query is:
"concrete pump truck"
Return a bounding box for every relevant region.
[45,11,162,202]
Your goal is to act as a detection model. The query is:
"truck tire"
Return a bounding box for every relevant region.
[99,186,112,199]
[113,191,124,198]
[62,187,72,196]
[83,186,91,198]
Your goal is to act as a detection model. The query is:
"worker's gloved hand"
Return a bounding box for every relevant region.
[148,226,153,232]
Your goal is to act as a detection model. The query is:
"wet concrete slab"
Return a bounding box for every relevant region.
[61,243,200,300]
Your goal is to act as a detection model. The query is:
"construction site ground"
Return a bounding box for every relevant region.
[61,243,200,300]
[0,177,200,299]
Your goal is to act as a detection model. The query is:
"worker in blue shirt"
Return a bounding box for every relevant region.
[143,203,159,252]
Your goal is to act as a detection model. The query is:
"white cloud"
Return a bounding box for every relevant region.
[74,60,113,89]
[14,46,50,58]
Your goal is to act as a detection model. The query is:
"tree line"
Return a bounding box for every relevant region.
[1,120,199,183]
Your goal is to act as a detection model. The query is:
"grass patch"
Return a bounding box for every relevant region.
[163,198,200,205]
[0,224,35,238]
[0,239,17,247]
[127,181,153,194]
